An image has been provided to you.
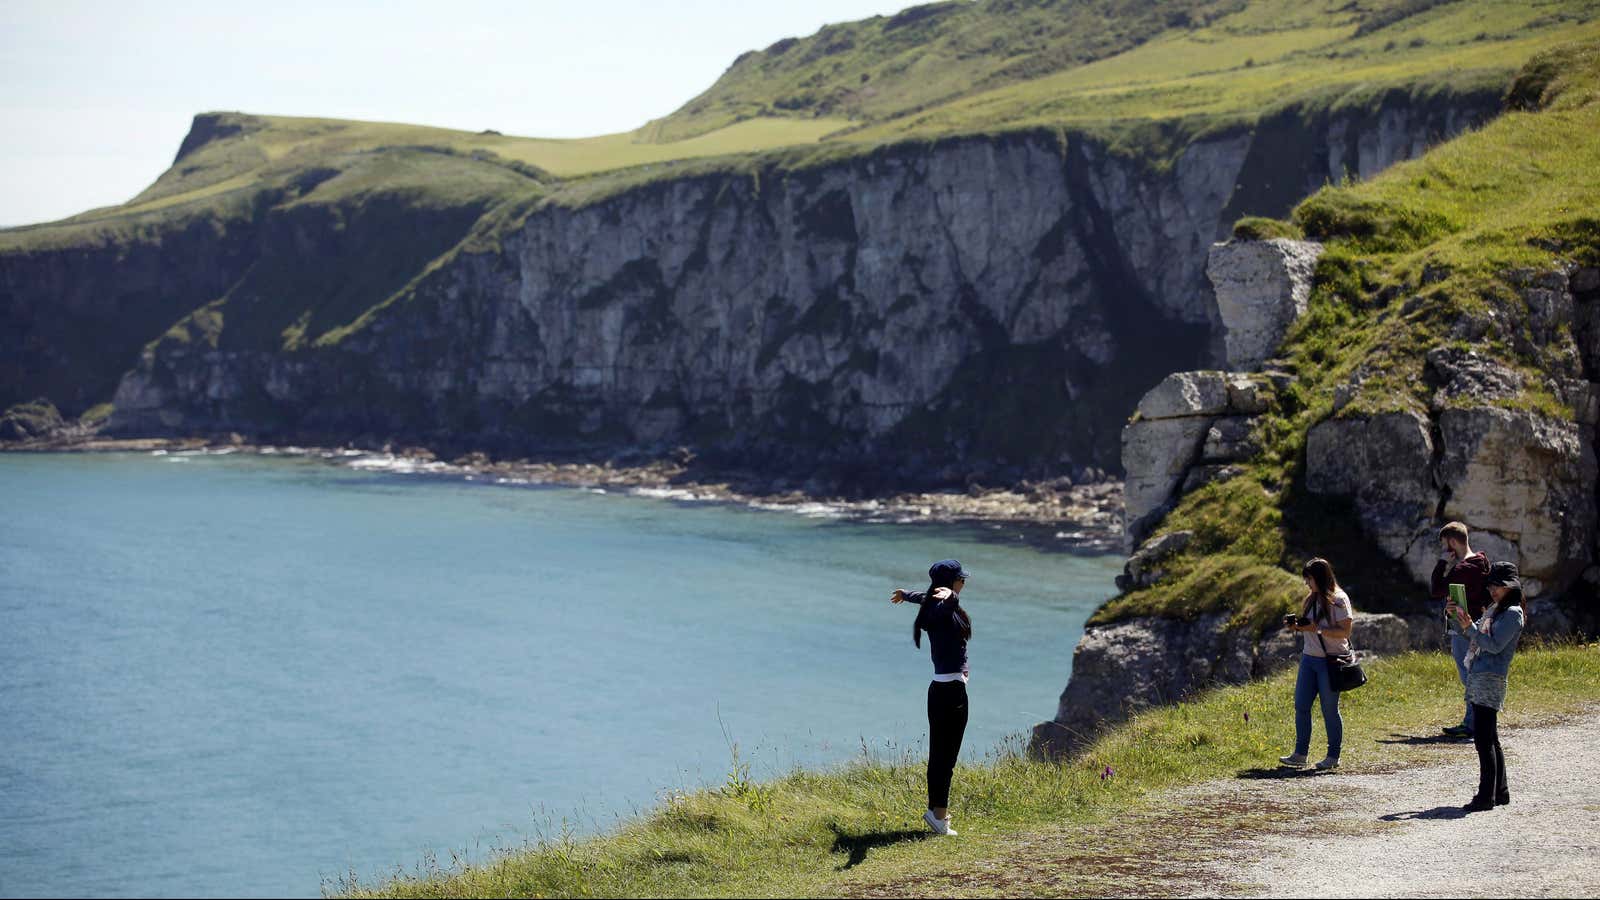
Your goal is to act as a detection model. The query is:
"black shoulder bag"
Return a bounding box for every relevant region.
[1316,627,1368,692]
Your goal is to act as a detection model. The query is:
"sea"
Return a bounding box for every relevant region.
[0,450,1121,897]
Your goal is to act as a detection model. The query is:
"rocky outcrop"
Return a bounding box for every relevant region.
[1120,237,1319,544]
[1116,529,1193,592]
[0,398,66,441]
[1122,370,1273,545]
[1044,261,1600,761]
[1307,270,1600,601]
[1438,406,1597,596]
[1207,239,1324,370]
[1305,408,1438,573]
[1029,609,1415,758]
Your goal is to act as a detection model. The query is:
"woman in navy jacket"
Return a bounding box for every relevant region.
[891,558,973,836]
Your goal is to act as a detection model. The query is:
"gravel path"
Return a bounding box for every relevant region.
[1197,707,1600,898]
[845,707,1600,898]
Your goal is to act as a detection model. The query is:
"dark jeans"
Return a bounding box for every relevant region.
[1451,634,1477,731]
[1472,703,1509,801]
[927,680,969,810]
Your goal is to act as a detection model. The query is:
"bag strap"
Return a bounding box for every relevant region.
[1312,592,1357,657]
[1314,623,1357,662]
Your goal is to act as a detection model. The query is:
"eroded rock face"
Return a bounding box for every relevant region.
[1356,612,1412,657]
[1207,239,1324,371]
[1304,267,1600,600]
[1136,370,1232,420]
[1122,370,1274,546]
[1202,415,1258,462]
[1305,408,1437,573]
[1438,406,1597,590]
[1116,529,1194,591]
[113,131,1242,475]
[1122,417,1212,544]
[1029,613,1266,758]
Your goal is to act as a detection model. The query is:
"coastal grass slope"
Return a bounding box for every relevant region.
[340,643,1599,898]
[1092,34,1600,631]
[650,0,1600,143]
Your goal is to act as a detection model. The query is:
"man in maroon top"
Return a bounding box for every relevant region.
[1429,521,1492,737]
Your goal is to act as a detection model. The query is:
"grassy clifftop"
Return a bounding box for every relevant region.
[1092,34,1600,631]
[339,643,1599,897]
[7,0,1597,247]
[653,0,1600,143]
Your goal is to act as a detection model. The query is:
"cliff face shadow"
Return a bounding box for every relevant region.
[1382,805,1469,821]
[828,824,932,870]
[1375,732,1472,746]
[1235,766,1333,780]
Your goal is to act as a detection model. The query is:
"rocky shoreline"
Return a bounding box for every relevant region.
[2,435,1125,552]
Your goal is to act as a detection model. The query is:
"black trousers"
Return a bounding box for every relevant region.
[1471,703,1509,801]
[927,680,969,810]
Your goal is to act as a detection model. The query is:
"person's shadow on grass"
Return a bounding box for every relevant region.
[1375,732,1472,746]
[828,823,932,870]
[1382,806,1468,821]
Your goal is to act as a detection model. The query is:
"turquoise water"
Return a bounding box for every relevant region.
[0,452,1121,898]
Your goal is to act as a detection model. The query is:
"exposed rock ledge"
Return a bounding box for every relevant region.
[1029,609,1415,759]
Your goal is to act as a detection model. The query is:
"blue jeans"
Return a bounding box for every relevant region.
[1451,634,1476,731]
[1294,654,1343,758]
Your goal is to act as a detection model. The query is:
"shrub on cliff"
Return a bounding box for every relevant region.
[1231,216,1303,241]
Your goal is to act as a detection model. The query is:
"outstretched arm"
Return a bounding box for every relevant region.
[890,587,953,605]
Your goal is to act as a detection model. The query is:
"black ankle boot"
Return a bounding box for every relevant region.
[1494,793,1510,806]
[1462,796,1495,812]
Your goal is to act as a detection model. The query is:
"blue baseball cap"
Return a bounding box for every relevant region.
[928,559,972,585]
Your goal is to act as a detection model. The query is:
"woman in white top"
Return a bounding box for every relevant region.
[1279,557,1354,771]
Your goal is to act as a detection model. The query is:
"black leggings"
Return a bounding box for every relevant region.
[1472,703,1509,801]
[927,680,969,810]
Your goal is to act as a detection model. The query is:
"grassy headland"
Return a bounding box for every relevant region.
[340,643,1600,898]
[7,0,1597,247]
[1092,34,1600,631]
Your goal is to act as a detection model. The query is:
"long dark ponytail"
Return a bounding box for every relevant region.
[912,581,973,647]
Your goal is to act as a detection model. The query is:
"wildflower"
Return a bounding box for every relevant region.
[1244,711,1250,724]
[1100,765,1114,782]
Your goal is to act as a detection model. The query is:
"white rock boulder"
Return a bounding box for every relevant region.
[1206,238,1324,370]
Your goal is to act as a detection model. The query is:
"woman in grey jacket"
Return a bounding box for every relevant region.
[1450,561,1526,812]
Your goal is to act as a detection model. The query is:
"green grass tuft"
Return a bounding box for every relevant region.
[1232,215,1305,241]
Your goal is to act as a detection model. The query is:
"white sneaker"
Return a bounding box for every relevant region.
[1278,753,1308,767]
[1314,755,1340,771]
[923,809,956,836]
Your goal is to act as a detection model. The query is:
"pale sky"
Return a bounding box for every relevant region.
[0,0,925,227]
